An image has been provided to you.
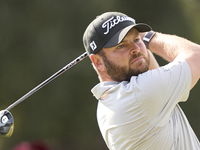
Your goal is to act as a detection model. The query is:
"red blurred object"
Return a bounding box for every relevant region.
[12,140,49,150]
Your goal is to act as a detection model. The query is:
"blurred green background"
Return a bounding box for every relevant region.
[0,0,200,149]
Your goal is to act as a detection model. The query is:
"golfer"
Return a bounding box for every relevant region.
[83,12,200,150]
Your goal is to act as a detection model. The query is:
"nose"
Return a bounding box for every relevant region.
[129,41,140,55]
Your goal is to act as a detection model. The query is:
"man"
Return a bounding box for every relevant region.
[83,12,200,149]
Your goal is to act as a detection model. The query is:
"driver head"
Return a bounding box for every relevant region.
[0,110,14,137]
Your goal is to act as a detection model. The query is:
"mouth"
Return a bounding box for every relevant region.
[131,56,143,64]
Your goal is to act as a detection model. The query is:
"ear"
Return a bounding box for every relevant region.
[90,54,105,71]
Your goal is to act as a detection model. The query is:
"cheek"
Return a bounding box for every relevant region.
[107,52,126,63]
[139,42,148,56]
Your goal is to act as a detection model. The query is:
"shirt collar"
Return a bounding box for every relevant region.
[91,81,119,99]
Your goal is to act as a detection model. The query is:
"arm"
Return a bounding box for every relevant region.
[149,32,200,89]
[148,50,159,70]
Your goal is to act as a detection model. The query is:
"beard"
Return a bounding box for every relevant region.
[101,52,150,82]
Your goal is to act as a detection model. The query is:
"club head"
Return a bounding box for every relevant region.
[0,110,14,137]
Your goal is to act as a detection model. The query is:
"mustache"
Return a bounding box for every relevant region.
[131,52,145,62]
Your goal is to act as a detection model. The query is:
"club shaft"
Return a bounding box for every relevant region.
[6,52,88,111]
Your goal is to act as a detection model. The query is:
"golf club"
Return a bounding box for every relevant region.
[0,52,88,137]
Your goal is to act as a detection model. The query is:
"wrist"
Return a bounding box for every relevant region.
[143,31,156,49]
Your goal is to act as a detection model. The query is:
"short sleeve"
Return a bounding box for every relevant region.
[133,56,192,125]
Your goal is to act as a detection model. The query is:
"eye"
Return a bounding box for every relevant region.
[134,38,140,42]
[117,45,124,49]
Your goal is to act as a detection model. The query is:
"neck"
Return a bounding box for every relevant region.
[98,73,115,82]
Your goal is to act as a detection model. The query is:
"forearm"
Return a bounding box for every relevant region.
[148,32,183,62]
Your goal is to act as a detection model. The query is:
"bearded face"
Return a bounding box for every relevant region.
[94,28,150,82]
[100,51,150,82]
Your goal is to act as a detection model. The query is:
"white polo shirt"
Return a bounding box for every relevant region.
[92,56,200,150]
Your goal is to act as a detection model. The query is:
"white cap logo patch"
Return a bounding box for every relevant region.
[90,41,97,51]
[102,16,135,35]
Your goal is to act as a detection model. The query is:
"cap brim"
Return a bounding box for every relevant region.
[104,23,151,48]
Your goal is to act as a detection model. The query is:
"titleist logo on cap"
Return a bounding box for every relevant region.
[102,16,135,35]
